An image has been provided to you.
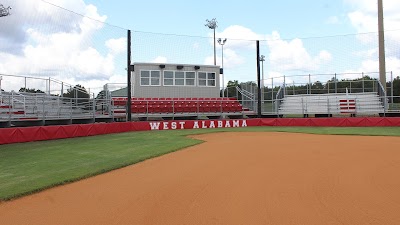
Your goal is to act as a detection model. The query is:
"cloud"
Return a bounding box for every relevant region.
[266,31,332,72]
[215,25,263,50]
[0,0,126,94]
[326,16,340,24]
[344,0,400,76]
[151,56,168,63]
[106,37,127,55]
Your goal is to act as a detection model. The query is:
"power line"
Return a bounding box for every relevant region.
[39,0,400,42]
[40,0,127,30]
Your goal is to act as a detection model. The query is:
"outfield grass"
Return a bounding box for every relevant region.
[1,126,400,201]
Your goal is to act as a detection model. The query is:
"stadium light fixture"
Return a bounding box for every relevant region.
[0,5,11,17]
[217,38,227,97]
[205,18,218,65]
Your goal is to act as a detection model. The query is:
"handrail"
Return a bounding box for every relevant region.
[376,80,387,112]
[236,86,255,100]
[275,84,285,113]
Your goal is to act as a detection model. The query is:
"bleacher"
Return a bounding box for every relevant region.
[278,92,384,116]
[111,97,243,116]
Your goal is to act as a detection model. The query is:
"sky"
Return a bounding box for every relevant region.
[1,0,400,95]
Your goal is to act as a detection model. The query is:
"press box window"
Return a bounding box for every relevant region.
[141,70,160,86]
[198,72,216,87]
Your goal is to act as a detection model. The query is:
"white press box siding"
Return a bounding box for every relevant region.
[131,63,221,98]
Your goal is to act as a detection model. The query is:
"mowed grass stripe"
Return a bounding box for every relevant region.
[1,126,400,201]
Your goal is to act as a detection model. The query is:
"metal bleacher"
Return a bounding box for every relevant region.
[277,92,384,116]
[111,97,244,120]
[0,91,112,127]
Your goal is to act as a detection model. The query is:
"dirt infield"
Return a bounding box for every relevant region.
[1,132,400,225]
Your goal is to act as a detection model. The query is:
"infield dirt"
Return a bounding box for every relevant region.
[1,132,400,225]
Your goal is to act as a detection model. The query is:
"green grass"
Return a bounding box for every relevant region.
[1,126,400,201]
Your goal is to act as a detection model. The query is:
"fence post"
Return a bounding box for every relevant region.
[391,71,394,106]
[283,75,286,96]
[70,98,73,121]
[271,78,274,113]
[8,94,11,121]
[327,98,330,116]
[256,40,262,117]
[335,73,337,93]
[362,72,365,93]
[42,96,45,122]
[309,74,311,94]
[93,98,96,121]
[328,81,330,94]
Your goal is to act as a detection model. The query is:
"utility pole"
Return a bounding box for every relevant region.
[378,0,386,91]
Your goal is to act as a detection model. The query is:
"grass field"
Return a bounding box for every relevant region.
[1,126,400,201]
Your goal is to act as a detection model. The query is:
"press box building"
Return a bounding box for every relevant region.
[130,63,222,98]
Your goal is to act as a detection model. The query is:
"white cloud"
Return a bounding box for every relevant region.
[344,0,400,75]
[215,25,263,50]
[0,0,126,94]
[151,56,168,63]
[266,31,332,72]
[106,37,127,55]
[326,16,340,24]
[204,48,245,68]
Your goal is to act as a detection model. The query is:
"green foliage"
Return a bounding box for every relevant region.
[96,90,107,99]
[387,76,400,103]
[19,87,45,93]
[62,84,90,106]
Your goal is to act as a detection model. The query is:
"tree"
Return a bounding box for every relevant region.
[387,76,400,103]
[63,85,90,106]
[19,87,45,93]
[222,80,240,98]
[95,90,107,99]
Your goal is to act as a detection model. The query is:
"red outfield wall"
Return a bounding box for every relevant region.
[1,117,400,145]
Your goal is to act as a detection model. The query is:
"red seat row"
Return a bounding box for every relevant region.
[112,97,243,114]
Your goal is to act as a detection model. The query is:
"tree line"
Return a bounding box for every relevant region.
[222,76,400,102]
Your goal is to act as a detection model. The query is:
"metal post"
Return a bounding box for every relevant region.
[271,78,274,112]
[220,43,226,97]
[391,71,394,105]
[93,98,96,121]
[309,74,311,94]
[256,40,262,117]
[350,80,352,93]
[213,28,216,65]
[48,77,51,95]
[127,30,132,121]
[378,0,387,91]
[61,82,64,97]
[218,38,227,97]
[260,55,265,102]
[335,73,337,93]
[328,81,330,94]
[362,72,365,93]
[74,88,77,106]
[283,75,286,95]
[24,77,27,91]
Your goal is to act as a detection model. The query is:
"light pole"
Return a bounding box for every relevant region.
[377,0,386,91]
[260,55,265,102]
[205,18,218,65]
[218,38,227,97]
